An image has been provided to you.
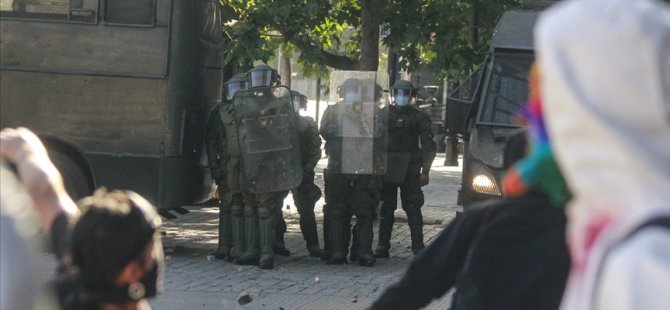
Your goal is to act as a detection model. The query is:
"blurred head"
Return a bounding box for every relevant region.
[224,74,247,101]
[339,78,361,103]
[246,65,280,88]
[360,80,383,103]
[391,80,415,107]
[291,90,307,112]
[67,189,163,302]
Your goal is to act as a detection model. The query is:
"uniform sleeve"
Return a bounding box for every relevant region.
[369,211,482,310]
[205,107,224,181]
[303,118,322,174]
[417,111,437,173]
[319,106,333,141]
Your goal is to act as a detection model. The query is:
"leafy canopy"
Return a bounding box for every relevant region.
[222,0,519,80]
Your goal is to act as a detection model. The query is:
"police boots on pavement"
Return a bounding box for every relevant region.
[206,74,247,262]
[234,64,302,270]
[320,75,386,267]
[375,79,436,258]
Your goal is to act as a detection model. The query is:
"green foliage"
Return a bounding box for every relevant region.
[222,0,520,80]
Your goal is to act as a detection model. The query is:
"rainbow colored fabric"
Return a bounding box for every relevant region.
[502,64,571,207]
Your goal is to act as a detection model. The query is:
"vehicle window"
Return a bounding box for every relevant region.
[478,53,534,125]
[0,0,97,22]
[105,0,154,26]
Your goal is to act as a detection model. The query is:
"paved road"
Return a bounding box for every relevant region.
[151,154,463,309]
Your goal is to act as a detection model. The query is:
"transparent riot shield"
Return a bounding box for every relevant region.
[326,71,387,175]
[232,86,302,193]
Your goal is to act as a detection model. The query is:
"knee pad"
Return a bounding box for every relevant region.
[231,204,244,216]
[257,207,273,220]
[243,204,255,217]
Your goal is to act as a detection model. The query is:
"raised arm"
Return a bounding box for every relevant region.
[0,128,78,233]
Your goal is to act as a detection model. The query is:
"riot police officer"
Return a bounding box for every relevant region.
[291,90,324,257]
[272,90,324,258]
[375,80,436,258]
[205,73,247,261]
[320,75,386,267]
[233,64,301,269]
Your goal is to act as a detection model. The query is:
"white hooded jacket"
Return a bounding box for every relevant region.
[535,0,670,309]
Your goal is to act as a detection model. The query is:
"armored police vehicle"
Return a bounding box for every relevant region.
[1,0,224,210]
[447,10,538,206]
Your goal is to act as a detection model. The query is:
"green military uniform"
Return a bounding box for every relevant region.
[320,102,383,267]
[234,66,301,269]
[376,80,437,257]
[293,114,324,256]
[205,74,247,262]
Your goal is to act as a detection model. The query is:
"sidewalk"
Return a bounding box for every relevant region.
[153,153,463,309]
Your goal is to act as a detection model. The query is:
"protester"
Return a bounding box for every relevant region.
[1,160,42,310]
[0,127,164,310]
[535,0,670,309]
[369,65,571,310]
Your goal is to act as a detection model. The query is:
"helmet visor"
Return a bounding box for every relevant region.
[249,70,275,88]
[226,82,245,101]
[393,88,412,97]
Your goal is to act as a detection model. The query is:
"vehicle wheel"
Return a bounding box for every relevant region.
[48,149,92,200]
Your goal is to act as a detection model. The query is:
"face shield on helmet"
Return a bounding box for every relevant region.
[393,88,413,107]
[248,68,278,88]
[225,81,246,101]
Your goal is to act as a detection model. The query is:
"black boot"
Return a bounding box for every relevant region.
[213,203,232,260]
[229,204,245,262]
[236,205,259,265]
[407,209,425,255]
[356,218,375,267]
[374,202,395,258]
[258,207,275,269]
[326,209,347,265]
[273,192,290,257]
[299,208,322,258]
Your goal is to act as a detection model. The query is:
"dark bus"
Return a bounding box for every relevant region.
[0,0,225,209]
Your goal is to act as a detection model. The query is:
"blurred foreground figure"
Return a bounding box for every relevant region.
[370,121,571,309]
[0,128,163,310]
[535,0,670,309]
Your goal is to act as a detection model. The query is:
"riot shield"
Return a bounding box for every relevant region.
[326,71,387,175]
[232,86,302,193]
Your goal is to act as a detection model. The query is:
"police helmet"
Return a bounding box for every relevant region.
[246,64,280,88]
[291,90,307,112]
[224,74,247,101]
[391,80,416,107]
[338,78,361,103]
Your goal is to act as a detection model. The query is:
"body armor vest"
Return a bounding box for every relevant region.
[388,106,420,153]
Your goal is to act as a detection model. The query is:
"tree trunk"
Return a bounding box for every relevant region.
[288,0,381,72]
[280,53,292,87]
[356,0,380,71]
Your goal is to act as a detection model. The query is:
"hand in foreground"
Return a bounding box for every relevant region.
[0,127,78,232]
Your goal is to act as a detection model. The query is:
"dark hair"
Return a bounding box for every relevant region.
[67,189,160,284]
